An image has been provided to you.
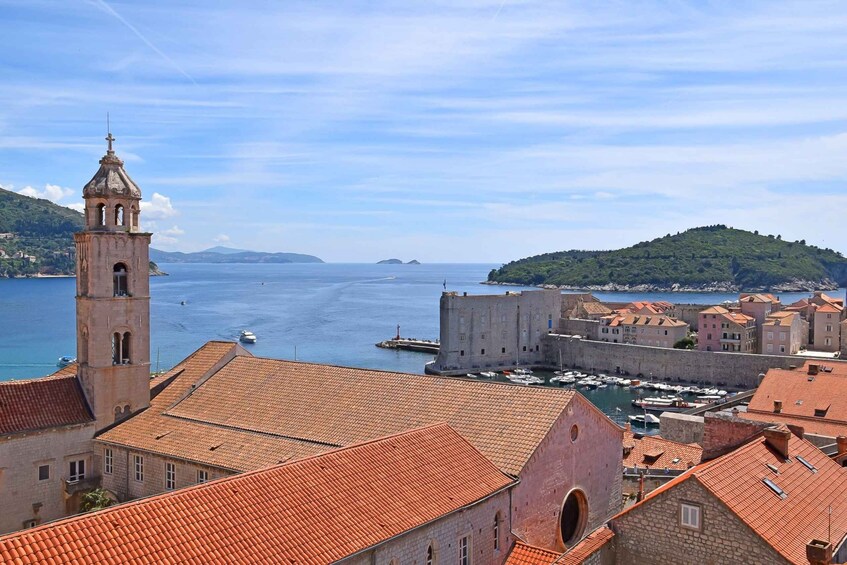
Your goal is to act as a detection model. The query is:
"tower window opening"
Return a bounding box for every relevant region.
[115,204,124,226]
[112,332,132,365]
[122,332,131,364]
[113,263,128,296]
[131,207,139,229]
[97,203,106,227]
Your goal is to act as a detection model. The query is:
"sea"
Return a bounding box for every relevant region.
[0,263,838,432]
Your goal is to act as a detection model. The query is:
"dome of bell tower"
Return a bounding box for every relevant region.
[82,133,142,200]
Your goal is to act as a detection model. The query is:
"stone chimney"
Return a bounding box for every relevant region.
[764,428,791,459]
[836,436,847,455]
[808,364,820,375]
[806,539,832,565]
[774,400,783,413]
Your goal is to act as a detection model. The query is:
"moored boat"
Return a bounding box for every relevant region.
[57,356,76,368]
[628,413,661,426]
[239,330,257,344]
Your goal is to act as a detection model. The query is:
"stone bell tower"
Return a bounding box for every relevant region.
[74,133,151,432]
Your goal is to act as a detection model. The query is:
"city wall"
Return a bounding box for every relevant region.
[543,334,847,388]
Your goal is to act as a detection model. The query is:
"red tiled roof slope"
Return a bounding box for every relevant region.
[561,526,615,564]
[0,372,92,434]
[622,431,703,471]
[0,424,514,564]
[505,541,562,565]
[738,410,847,439]
[747,365,847,423]
[101,345,579,475]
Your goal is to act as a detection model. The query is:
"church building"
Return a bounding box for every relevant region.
[0,136,625,560]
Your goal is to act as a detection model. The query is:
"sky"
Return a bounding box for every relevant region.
[1,1,847,263]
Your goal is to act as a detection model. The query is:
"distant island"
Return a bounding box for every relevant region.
[150,247,324,264]
[487,225,847,292]
[377,259,421,265]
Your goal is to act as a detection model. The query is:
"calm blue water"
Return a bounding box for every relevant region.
[1,264,839,432]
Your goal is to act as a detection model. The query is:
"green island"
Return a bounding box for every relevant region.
[0,187,164,277]
[487,225,847,292]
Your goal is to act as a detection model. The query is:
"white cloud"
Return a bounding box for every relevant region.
[65,202,85,212]
[140,192,177,219]
[16,183,75,203]
[213,234,230,243]
[161,225,185,236]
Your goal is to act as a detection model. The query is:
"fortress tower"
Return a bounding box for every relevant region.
[74,133,151,431]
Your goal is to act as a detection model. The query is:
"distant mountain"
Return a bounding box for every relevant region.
[201,246,251,255]
[150,248,323,264]
[407,259,421,265]
[377,259,403,264]
[487,226,847,292]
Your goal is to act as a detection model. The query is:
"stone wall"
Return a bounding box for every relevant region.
[665,304,710,327]
[658,413,704,445]
[559,318,600,339]
[342,488,512,565]
[98,444,230,501]
[543,334,847,388]
[0,424,95,534]
[611,478,789,564]
[701,412,769,460]
[430,289,561,374]
[512,394,623,551]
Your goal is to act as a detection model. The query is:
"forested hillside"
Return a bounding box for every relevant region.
[488,226,847,291]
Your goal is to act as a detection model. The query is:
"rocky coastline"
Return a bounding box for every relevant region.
[481,277,840,293]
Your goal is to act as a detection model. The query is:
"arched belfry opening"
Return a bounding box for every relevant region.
[115,204,124,226]
[96,203,106,227]
[113,263,128,296]
[560,489,588,547]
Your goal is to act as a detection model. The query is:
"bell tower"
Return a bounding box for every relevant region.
[75,132,151,432]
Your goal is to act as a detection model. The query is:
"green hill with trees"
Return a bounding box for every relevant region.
[0,187,164,277]
[487,226,847,292]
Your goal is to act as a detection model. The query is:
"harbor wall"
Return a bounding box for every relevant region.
[658,413,704,445]
[542,334,847,389]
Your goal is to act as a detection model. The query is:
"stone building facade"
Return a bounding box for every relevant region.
[430,289,561,374]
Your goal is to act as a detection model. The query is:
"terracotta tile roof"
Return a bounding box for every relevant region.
[561,526,615,564]
[617,314,686,328]
[747,365,847,424]
[505,541,563,565]
[815,303,842,314]
[615,432,847,564]
[721,311,755,326]
[740,293,780,304]
[99,341,582,475]
[581,302,612,316]
[763,312,798,327]
[700,305,730,315]
[0,371,93,435]
[0,424,515,564]
[738,410,847,439]
[622,431,703,471]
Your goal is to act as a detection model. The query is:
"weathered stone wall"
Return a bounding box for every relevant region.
[431,289,561,373]
[701,412,769,460]
[611,478,790,565]
[666,303,710,327]
[512,395,623,551]
[0,424,95,534]
[543,334,847,388]
[659,413,704,445]
[98,444,230,501]
[559,318,599,339]
[341,488,512,565]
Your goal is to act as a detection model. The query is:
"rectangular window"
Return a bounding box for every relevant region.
[104,448,113,475]
[68,459,85,482]
[480,349,485,355]
[38,465,50,481]
[826,324,833,332]
[680,502,701,530]
[459,536,470,565]
[134,455,144,482]
[197,470,209,484]
[766,343,773,353]
[165,462,175,490]
[460,350,465,357]
[767,331,774,340]
[501,347,506,354]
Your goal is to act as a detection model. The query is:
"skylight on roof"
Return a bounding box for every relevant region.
[796,455,817,473]
[763,477,787,499]
[766,463,779,474]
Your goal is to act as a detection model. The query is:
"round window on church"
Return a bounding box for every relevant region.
[570,424,579,442]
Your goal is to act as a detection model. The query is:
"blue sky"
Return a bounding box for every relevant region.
[1,1,847,262]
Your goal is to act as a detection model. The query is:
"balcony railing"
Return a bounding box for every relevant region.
[64,475,101,496]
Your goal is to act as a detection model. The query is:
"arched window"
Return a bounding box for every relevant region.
[97,203,106,227]
[112,332,121,364]
[122,332,131,364]
[115,204,124,226]
[112,332,131,365]
[426,543,436,565]
[560,489,588,547]
[494,512,501,550]
[113,263,128,296]
[130,206,139,229]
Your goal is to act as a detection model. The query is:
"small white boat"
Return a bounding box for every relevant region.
[466,373,479,379]
[479,371,497,378]
[239,330,257,344]
[57,356,76,368]
[629,414,661,426]
[512,368,533,376]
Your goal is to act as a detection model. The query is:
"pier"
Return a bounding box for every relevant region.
[376,338,440,354]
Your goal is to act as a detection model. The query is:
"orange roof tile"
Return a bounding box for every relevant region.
[622,431,703,471]
[738,410,847,439]
[815,303,842,314]
[0,371,93,435]
[0,424,515,564]
[615,432,847,564]
[720,311,754,326]
[747,365,847,424]
[582,302,612,316]
[561,526,615,564]
[699,305,730,315]
[505,541,563,565]
[99,341,584,475]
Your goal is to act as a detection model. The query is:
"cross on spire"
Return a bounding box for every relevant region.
[106,132,115,153]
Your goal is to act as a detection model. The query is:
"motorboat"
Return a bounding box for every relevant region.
[57,356,76,368]
[466,373,479,379]
[239,330,257,344]
[628,413,661,426]
[632,396,705,413]
[479,371,497,378]
[512,368,533,376]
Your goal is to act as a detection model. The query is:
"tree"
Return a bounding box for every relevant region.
[673,336,695,350]
[80,488,114,513]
